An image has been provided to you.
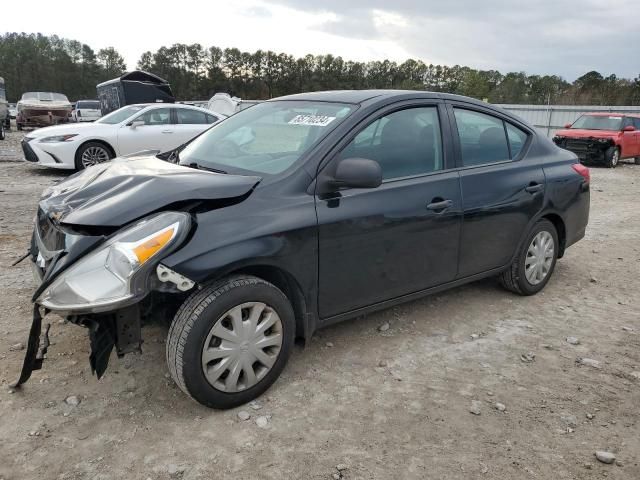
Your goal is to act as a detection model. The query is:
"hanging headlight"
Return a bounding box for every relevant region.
[37,211,191,313]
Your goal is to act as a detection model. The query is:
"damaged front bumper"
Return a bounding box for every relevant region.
[13,210,195,388]
[553,136,614,163]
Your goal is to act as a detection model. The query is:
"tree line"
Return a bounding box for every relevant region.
[0,33,126,102]
[2,33,640,105]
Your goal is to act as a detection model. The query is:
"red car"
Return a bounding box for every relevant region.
[553,113,640,168]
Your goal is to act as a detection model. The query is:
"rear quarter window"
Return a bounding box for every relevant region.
[505,123,528,158]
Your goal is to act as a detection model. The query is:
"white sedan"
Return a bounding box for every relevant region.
[22,104,226,170]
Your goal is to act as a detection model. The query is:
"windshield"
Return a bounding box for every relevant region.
[571,115,623,131]
[96,105,145,124]
[77,101,100,110]
[179,101,354,175]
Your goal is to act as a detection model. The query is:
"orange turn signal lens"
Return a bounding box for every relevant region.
[132,228,175,264]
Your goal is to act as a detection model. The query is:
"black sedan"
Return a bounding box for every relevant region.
[16,90,590,408]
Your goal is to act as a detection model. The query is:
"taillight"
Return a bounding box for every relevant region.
[572,163,590,184]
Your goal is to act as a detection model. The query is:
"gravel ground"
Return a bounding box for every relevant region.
[0,125,639,479]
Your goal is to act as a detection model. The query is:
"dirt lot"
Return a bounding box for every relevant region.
[0,126,638,480]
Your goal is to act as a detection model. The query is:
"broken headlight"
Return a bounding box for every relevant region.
[37,212,191,313]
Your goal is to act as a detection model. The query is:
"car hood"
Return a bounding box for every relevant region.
[39,156,261,228]
[26,122,112,138]
[555,128,619,139]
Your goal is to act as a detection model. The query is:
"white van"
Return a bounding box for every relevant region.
[72,100,102,122]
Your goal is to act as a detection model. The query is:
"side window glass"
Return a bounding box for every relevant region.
[340,107,443,180]
[138,108,171,125]
[176,108,209,125]
[505,123,528,158]
[454,109,510,166]
[206,114,219,124]
[633,117,640,129]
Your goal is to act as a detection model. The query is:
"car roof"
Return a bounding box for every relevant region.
[274,89,491,107]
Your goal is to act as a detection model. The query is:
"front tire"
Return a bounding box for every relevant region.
[166,276,295,409]
[500,219,559,296]
[74,141,114,170]
[0,123,4,140]
[604,146,619,168]
[634,157,640,165]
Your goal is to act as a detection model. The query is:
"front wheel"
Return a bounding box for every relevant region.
[635,157,640,165]
[166,276,295,409]
[74,141,113,170]
[604,146,619,168]
[500,219,559,296]
[0,123,4,140]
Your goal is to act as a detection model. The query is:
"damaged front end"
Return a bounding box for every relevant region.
[13,207,195,387]
[553,135,614,163]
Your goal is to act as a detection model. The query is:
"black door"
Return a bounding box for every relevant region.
[448,104,545,277]
[316,104,462,319]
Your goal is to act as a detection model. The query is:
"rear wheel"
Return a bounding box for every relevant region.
[0,123,5,140]
[604,146,619,168]
[500,219,559,296]
[74,141,113,170]
[16,122,22,131]
[166,275,295,409]
[635,157,640,165]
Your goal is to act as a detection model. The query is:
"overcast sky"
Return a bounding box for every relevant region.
[5,0,638,80]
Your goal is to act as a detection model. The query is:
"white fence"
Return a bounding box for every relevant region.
[495,104,640,138]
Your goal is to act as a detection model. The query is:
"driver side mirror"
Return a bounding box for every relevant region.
[331,157,382,190]
[623,125,636,132]
[564,123,572,129]
[128,120,145,129]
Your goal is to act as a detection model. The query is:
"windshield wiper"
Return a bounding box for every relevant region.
[188,162,227,174]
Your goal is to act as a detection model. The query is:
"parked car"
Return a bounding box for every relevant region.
[553,113,640,167]
[21,103,225,170]
[14,90,590,409]
[72,100,102,122]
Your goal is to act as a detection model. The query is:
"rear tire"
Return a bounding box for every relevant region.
[0,124,4,140]
[499,219,559,296]
[604,146,619,168]
[635,157,640,165]
[16,122,22,131]
[166,275,295,409]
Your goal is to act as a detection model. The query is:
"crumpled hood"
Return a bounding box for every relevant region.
[39,156,261,228]
[555,128,620,139]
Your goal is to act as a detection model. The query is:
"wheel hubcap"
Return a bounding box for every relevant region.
[612,150,619,165]
[525,231,554,285]
[201,302,283,392]
[81,146,109,167]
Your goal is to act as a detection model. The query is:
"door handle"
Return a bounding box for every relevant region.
[525,183,544,194]
[161,130,173,134]
[426,199,453,211]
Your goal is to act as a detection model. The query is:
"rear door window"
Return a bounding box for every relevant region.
[176,108,209,125]
[453,109,510,166]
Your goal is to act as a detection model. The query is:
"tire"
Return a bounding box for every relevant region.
[74,141,114,170]
[604,146,619,168]
[499,219,559,296]
[166,275,295,409]
[0,124,4,141]
[635,157,640,166]
[17,122,22,131]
